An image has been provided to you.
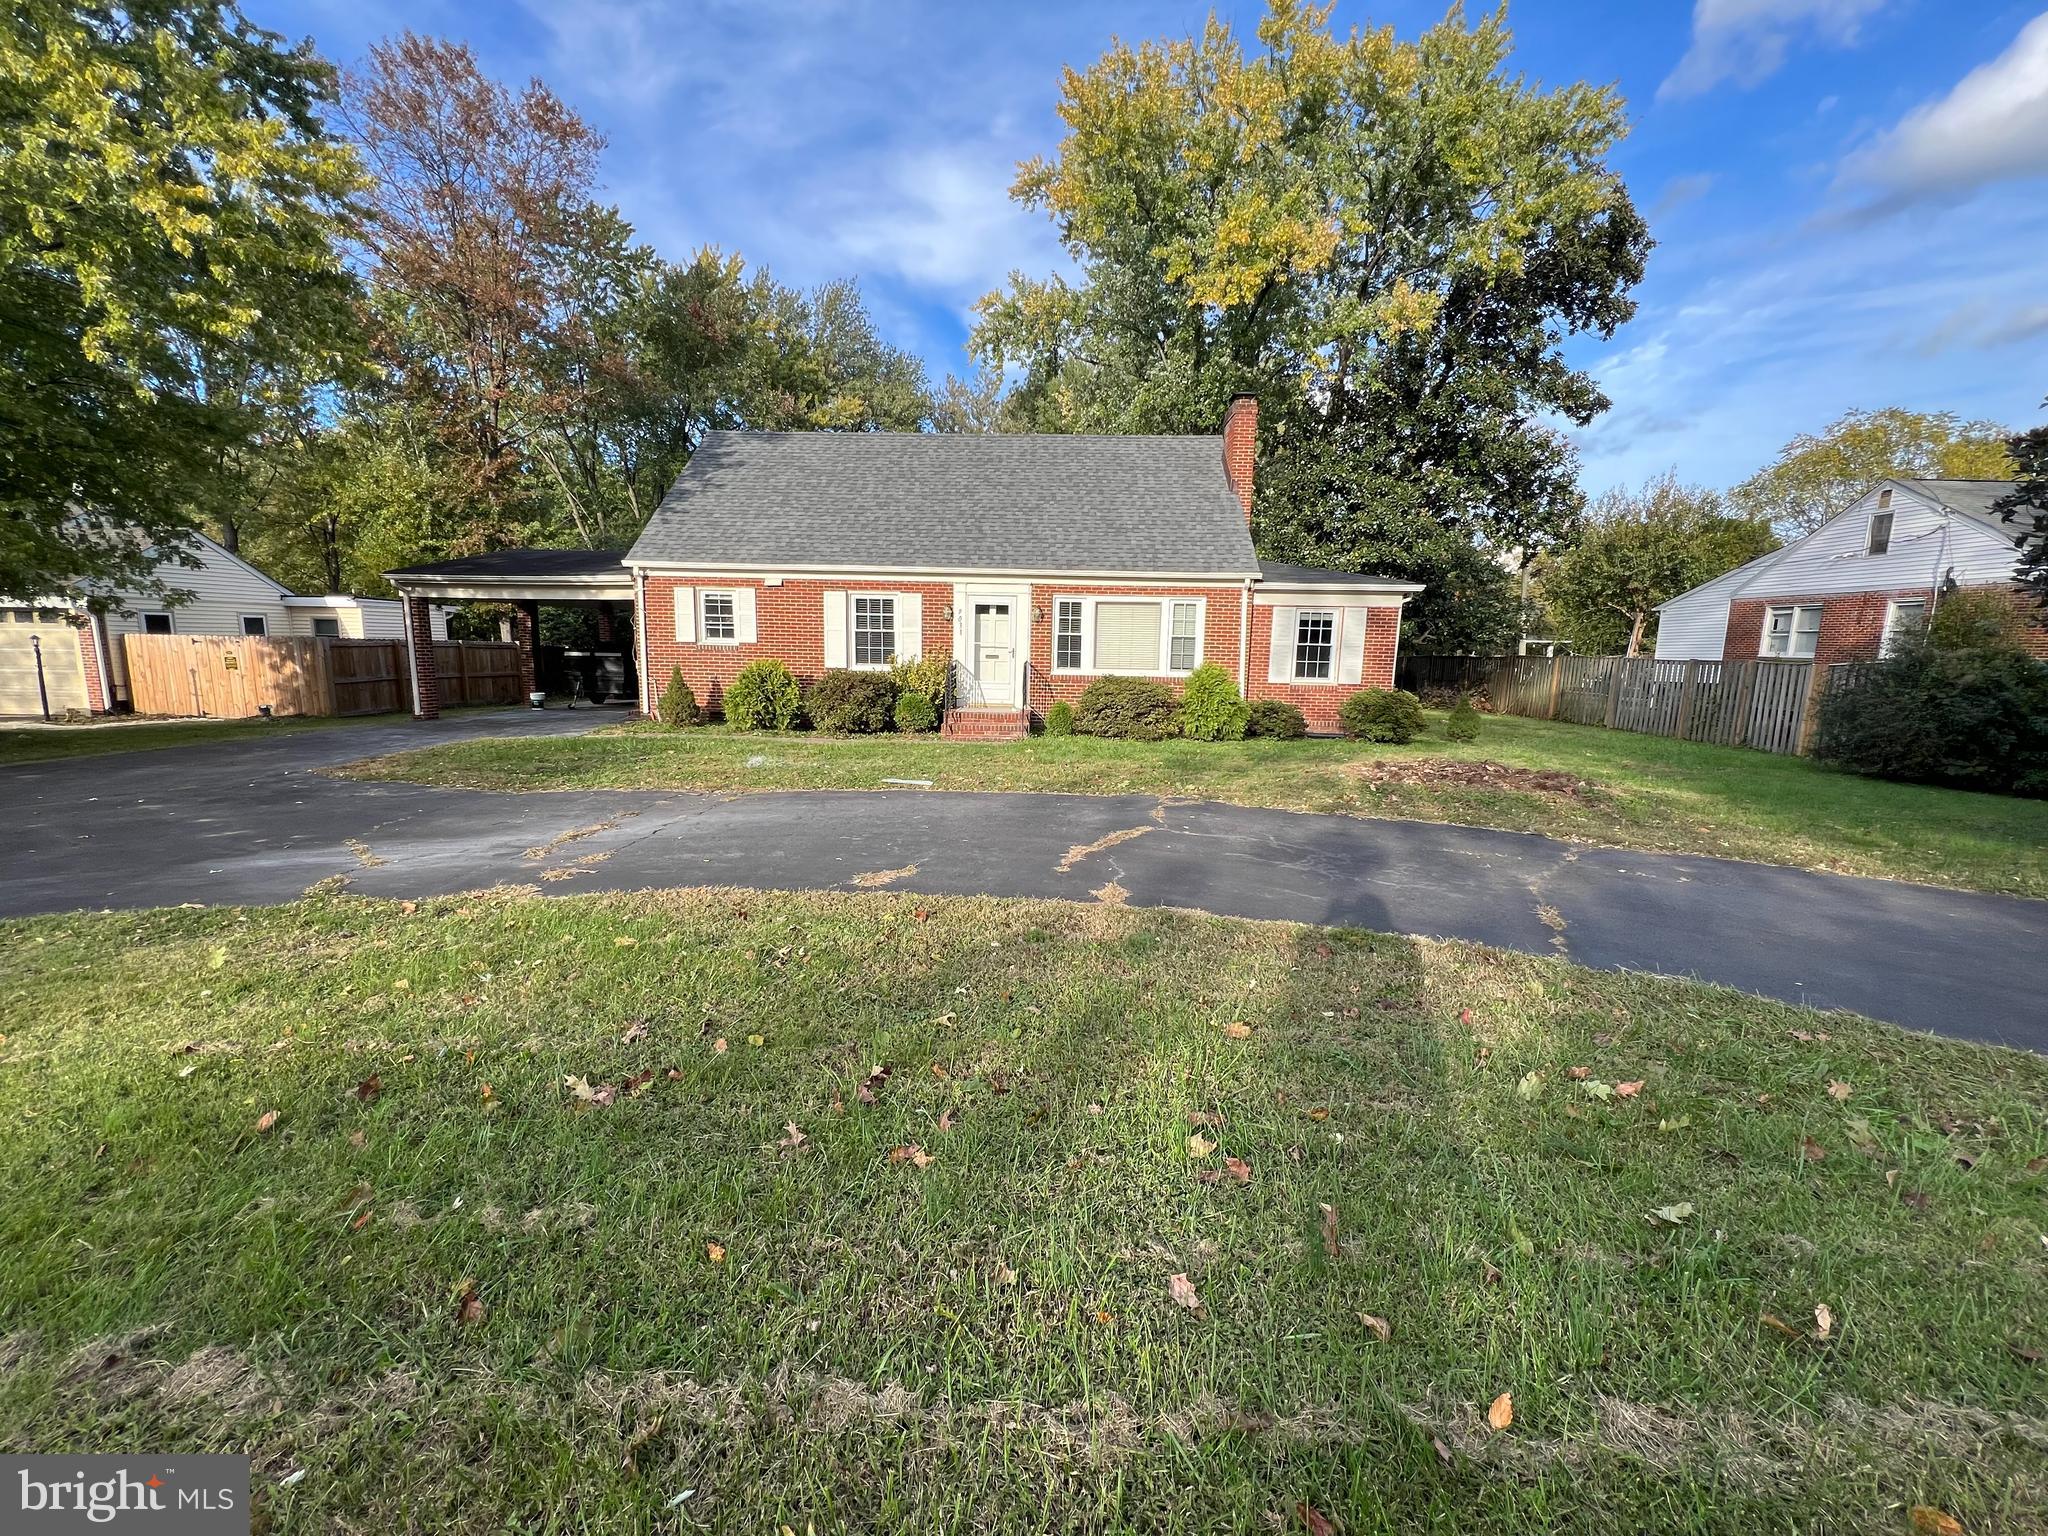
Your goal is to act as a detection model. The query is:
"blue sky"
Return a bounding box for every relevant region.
[256,0,2048,496]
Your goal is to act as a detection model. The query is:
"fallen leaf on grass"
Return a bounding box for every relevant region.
[354,1075,381,1102]
[856,1064,892,1105]
[1759,1312,1802,1341]
[712,1038,728,1055]
[1166,1272,1203,1312]
[478,1082,494,1102]
[1296,1503,1335,1536]
[994,1261,1017,1286]
[1826,1079,1852,1102]
[747,1033,764,1048]
[1358,1312,1392,1342]
[1813,1303,1834,1341]
[706,1242,726,1264]
[1646,1202,1694,1227]
[1614,1080,1644,1099]
[1187,1133,1216,1159]
[347,1130,366,1149]
[1657,1116,1691,1132]
[1567,1066,1590,1081]
[255,1110,280,1134]
[454,1284,484,1326]
[888,1145,933,1169]
[613,936,638,948]
[1800,1137,1827,1163]
[349,1207,373,1231]
[620,1020,649,1044]
[775,1122,807,1155]
[1581,1080,1615,1101]
[937,1107,959,1132]
[1319,1203,1341,1259]
[1431,1437,1453,1468]
[1516,1071,1543,1100]
[1222,1020,1252,1040]
[1486,1392,1513,1431]
[1909,1507,1963,1536]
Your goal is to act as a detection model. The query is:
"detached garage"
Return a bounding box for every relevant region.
[0,608,92,718]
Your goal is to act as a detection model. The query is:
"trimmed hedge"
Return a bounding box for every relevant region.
[1443,694,1482,742]
[723,659,802,731]
[1074,676,1179,740]
[890,656,949,713]
[1178,663,1250,741]
[1245,698,1307,738]
[894,690,939,733]
[1044,700,1075,737]
[808,669,898,734]
[1339,687,1425,743]
[656,666,697,728]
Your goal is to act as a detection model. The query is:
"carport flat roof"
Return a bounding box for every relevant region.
[385,549,633,600]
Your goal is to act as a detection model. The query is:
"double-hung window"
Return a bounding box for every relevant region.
[700,592,737,642]
[1866,512,1893,555]
[853,595,896,666]
[1761,604,1821,658]
[312,617,341,638]
[240,615,268,637]
[1881,598,1926,656]
[1293,610,1336,680]
[1054,600,1083,670]
[1167,601,1198,671]
[141,612,173,635]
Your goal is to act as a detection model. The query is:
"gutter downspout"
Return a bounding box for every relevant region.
[398,585,424,718]
[1238,577,1253,692]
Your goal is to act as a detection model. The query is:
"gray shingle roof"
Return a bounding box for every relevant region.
[386,549,627,581]
[1257,558,1423,591]
[1897,479,2019,537]
[627,431,1260,576]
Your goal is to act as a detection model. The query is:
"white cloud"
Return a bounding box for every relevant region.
[1651,171,1718,217]
[1659,0,1890,101]
[1838,11,2048,208]
[828,147,1052,291]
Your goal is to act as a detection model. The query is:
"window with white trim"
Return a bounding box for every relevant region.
[1761,604,1821,658]
[240,615,268,637]
[700,591,737,642]
[852,595,896,666]
[1881,597,1926,656]
[312,617,341,638]
[1866,511,1893,555]
[141,612,173,635]
[1168,601,1198,671]
[1054,600,1083,670]
[1293,610,1336,679]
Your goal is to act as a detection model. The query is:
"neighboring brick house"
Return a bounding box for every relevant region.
[1653,479,2046,667]
[622,398,1420,736]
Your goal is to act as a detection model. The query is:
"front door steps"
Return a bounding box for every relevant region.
[940,706,1029,743]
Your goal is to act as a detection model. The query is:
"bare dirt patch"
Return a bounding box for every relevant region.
[1346,758,1604,803]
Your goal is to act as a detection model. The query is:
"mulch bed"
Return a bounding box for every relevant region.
[1343,757,1605,803]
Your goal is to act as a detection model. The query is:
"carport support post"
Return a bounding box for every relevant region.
[404,595,441,720]
[513,602,539,701]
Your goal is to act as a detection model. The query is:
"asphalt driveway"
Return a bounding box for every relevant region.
[5,710,2044,1049]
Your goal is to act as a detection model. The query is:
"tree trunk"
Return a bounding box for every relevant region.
[1625,610,1647,657]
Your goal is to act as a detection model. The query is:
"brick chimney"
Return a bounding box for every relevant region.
[1222,394,1257,522]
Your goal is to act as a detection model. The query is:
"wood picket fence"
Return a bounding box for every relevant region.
[123,635,521,719]
[1396,652,1824,756]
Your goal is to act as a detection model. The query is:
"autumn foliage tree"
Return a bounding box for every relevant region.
[1732,407,2015,536]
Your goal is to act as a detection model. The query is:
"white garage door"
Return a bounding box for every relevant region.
[0,611,90,717]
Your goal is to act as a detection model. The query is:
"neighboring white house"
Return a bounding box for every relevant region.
[1,532,451,716]
[1653,479,2041,667]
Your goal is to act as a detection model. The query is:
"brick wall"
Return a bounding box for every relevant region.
[405,596,442,718]
[76,620,108,713]
[642,577,954,715]
[1023,584,1248,717]
[1246,602,1402,734]
[1724,588,1935,669]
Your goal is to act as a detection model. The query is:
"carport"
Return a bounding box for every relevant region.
[384,550,635,720]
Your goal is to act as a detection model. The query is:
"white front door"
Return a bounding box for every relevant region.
[970,601,1016,706]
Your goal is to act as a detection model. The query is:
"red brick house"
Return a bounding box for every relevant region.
[1653,478,2046,667]
[617,397,1418,736]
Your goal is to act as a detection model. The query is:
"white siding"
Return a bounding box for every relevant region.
[1653,582,1737,660]
[1734,485,2017,599]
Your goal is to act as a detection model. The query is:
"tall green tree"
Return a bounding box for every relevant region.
[0,0,365,607]
[1537,474,1777,656]
[1731,407,2014,536]
[1995,401,2047,606]
[970,0,1648,615]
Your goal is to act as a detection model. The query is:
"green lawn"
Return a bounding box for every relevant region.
[0,713,381,765]
[336,714,2048,898]
[2,889,2043,1533]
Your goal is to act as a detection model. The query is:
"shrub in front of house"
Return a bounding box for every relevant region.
[1443,694,1482,742]
[1245,699,1307,738]
[656,666,698,728]
[1814,591,2048,795]
[1044,700,1075,737]
[889,655,949,714]
[1177,662,1250,741]
[1339,687,1425,743]
[723,658,803,731]
[807,669,898,733]
[894,690,939,733]
[1074,676,1180,740]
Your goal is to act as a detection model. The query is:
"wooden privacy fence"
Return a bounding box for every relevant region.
[124,635,523,718]
[1396,652,1822,756]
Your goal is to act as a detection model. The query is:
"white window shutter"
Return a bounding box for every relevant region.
[1267,606,1297,683]
[732,588,757,644]
[896,593,923,660]
[823,591,848,668]
[1337,607,1368,685]
[673,586,696,643]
